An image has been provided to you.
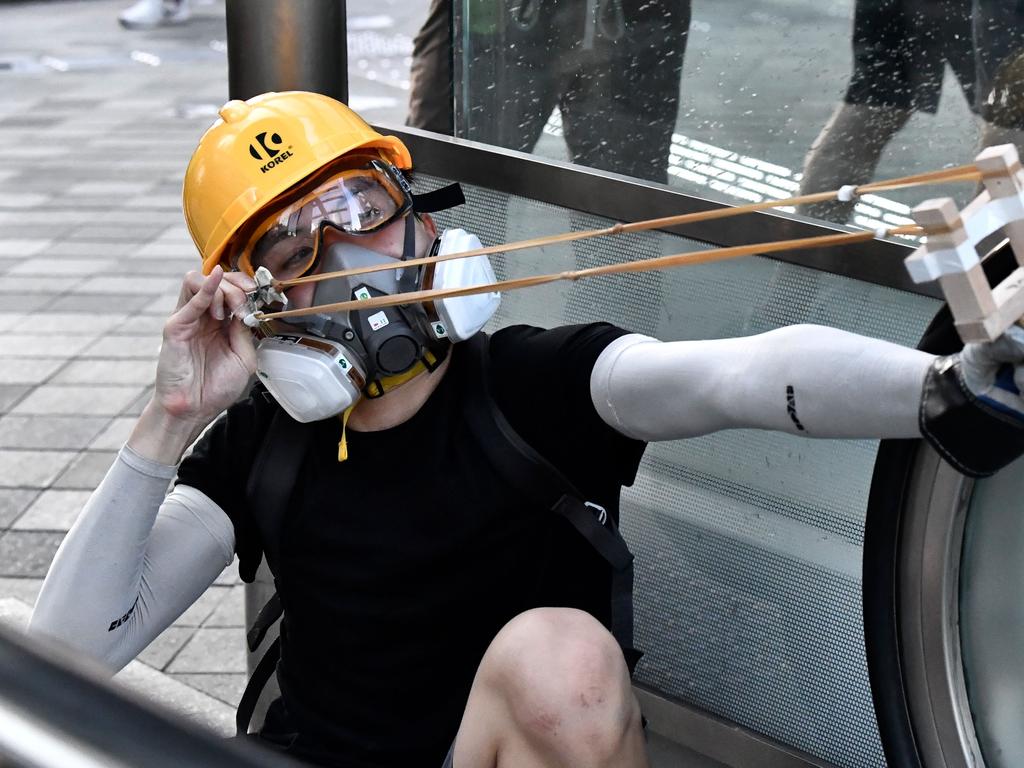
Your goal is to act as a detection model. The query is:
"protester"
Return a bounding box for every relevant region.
[31,92,1024,768]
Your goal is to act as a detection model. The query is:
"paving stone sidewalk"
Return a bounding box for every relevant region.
[0,0,260,734]
[0,0,423,739]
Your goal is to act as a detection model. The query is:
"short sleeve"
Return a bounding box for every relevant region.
[488,323,648,492]
[175,386,276,582]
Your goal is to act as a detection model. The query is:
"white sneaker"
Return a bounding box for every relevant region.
[118,0,191,29]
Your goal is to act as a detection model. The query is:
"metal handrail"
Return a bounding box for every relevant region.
[0,625,297,768]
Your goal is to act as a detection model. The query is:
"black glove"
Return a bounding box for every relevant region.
[920,326,1024,477]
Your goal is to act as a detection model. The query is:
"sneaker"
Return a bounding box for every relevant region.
[118,0,191,30]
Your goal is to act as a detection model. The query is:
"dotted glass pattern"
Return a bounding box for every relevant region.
[418,174,940,768]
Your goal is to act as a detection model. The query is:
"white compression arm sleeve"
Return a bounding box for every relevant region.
[591,324,935,441]
[29,445,235,671]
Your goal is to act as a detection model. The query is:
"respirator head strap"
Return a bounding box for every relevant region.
[411,183,465,214]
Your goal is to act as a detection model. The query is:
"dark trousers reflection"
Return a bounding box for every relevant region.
[407,0,689,336]
[797,0,976,223]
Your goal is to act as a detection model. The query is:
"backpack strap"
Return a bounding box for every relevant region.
[461,333,641,672]
[237,404,313,735]
[244,406,313,573]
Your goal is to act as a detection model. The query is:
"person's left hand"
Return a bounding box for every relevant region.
[959,324,1024,419]
[920,324,1024,476]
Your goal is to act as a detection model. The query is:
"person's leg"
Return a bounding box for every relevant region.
[407,0,454,134]
[449,607,647,768]
[796,101,912,223]
[560,0,690,184]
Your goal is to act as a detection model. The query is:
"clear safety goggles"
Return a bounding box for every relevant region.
[229,156,414,281]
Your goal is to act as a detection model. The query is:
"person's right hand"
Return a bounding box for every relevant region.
[153,266,257,428]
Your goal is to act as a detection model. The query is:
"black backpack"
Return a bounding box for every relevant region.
[235,332,640,735]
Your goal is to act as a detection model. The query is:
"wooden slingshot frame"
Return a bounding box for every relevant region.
[242,155,1018,333]
[905,144,1024,343]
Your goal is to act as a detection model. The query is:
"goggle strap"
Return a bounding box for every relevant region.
[411,183,465,213]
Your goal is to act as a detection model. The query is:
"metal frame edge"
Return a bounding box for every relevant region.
[634,685,841,768]
[374,125,941,299]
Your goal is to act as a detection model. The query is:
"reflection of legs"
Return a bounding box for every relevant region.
[559,1,690,184]
[556,3,688,334]
[796,102,912,223]
[451,608,647,768]
[407,0,454,134]
[979,120,1024,159]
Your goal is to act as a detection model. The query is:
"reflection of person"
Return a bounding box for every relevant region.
[408,0,691,184]
[117,0,190,29]
[29,93,1024,768]
[973,0,1024,152]
[797,0,976,222]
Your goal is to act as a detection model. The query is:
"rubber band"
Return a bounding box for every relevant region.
[837,185,857,202]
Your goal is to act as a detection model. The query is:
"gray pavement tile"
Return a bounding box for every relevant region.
[0,359,66,385]
[175,585,230,628]
[10,313,129,335]
[52,359,156,385]
[0,193,52,209]
[45,293,151,313]
[88,417,134,450]
[8,258,117,277]
[0,294,52,312]
[204,585,245,628]
[0,415,109,449]
[0,450,76,487]
[72,276,179,294]
[71,224,170,242]
[123,386,155,417]
[124,195,188,210]
[0,577,42,608]
[0,116,60,129]
[170,673,247,708]
[12,384,144,416]
[119,259,195,276]
[143,291,183,315]
[52,451,117,489]
[0,489,38,529]
[152,225,193,244]
[63,210,176,227]
[0,212,92,228]
[214,559,241,586]
[0,240,50,257]
[0,531,64,577]
[115,660,235,737]
[0,335,97,358]
[13,489,91,531]
[0,385,30,412]
[138,625,196,671]
[136,241,200,259]
[118,314,168,332]
[0,276,81,293]
[81,335,161,358]
[65,181,155,196]
[43,241,139,257]
[0,313,26,330]
[166,627,247,674]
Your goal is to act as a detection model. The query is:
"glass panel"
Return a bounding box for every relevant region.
[417,171,940,767]
[447,0,1024,231]
[959,456,1024,768]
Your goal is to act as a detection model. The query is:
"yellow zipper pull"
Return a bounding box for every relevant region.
[337,404,356,462]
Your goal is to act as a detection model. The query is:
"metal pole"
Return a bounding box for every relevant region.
[225,0,349,730]
[226,0,348,103]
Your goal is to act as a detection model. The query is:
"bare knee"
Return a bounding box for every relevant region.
[478,608,639,761]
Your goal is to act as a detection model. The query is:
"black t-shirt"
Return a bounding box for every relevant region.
[177,323,647,768]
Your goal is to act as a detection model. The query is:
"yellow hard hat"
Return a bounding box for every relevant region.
[183,91,413,274]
